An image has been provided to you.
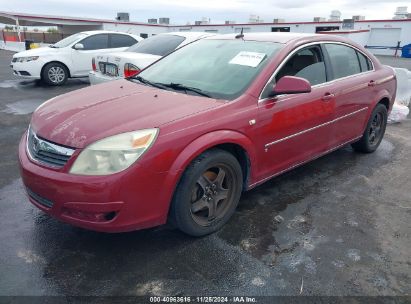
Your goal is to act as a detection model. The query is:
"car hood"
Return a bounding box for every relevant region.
[31,79,223,149]
[13,46,58,57]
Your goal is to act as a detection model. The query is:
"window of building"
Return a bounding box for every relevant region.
[315,26,340,32]
[271,27,290,32]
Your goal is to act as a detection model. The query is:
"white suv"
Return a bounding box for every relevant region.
[10,31,142,86]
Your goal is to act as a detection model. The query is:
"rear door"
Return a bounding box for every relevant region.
[256,44,336,179]
[322,43,376,146]
[71,33,109,76]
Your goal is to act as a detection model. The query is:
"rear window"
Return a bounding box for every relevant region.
[110,34,137,48]
[126,35,185,56]
[357,51,373,72]
[80,34,109,50]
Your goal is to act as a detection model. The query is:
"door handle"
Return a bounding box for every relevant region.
[368,80,376,87]
[321,93,335,101]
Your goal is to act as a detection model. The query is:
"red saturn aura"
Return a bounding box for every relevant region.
[19,33,396,236]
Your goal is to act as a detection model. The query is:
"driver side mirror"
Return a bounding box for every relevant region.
[73,43,84,50]
[271,76,312,96]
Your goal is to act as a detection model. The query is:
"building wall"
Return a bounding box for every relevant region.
[102,22,166,37]
[167,20,411,56]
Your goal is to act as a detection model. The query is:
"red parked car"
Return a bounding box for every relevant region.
[19,33,396,236]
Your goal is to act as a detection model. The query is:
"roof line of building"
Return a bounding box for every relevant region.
[1,11,411,28]
[0,11,168,27]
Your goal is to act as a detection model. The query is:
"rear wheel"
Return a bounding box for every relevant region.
[170,149,243,236]
[351,103,387,153]
[42,62,68,86]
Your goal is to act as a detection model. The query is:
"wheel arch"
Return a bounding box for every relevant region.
[164,130,259,208]
[161,130,258,224]
[41,61,71,79]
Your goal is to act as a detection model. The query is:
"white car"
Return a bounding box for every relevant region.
[89,32,214,85]
[10,31,142,86]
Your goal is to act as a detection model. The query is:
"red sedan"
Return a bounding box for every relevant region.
[19,33,396,236]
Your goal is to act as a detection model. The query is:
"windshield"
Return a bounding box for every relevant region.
[52,33,88,48]
[126,34,185,56]
[137,39,283,100]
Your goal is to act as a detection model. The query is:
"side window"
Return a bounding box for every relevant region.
[261,45,326,98]
[357,51,372,72]
[80,34,109,50]
[110,34,137,48]
[324,44,361,79]
[275,46,326,85]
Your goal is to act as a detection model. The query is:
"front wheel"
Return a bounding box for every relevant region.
[42,62,68,86]
[170,149,243,236]
[351,103,388,153]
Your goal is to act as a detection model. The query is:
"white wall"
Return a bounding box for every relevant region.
[167,20,411,56]
[102,23,166,37]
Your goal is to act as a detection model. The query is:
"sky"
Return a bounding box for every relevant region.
[0,0,409,25]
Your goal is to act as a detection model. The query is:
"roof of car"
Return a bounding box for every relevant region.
[206,32,343,44]
[80,30,139,37]
[162,31,215,39]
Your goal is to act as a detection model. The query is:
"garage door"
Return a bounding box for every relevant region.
[367,28,401,48]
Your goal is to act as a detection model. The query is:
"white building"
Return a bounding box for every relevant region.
[1,11,411,56]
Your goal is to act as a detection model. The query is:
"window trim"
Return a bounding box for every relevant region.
[258,41,375,102]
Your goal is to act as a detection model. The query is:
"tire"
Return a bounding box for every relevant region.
[41,62,68,86]
[351,103,388,153]
[170,149,243,236]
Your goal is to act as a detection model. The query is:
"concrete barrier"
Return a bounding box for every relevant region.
[0,41,50,52]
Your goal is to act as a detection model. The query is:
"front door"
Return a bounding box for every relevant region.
[255,44,336,180]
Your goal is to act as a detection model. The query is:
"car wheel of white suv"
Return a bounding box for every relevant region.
[42,62,68,86]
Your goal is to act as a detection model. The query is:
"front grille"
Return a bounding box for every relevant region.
[26,187,54,208]
[99,62,118,76]
[27,127,75,168]
[12,58,17,63]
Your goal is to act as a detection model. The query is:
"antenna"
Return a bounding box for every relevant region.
[235,27,244,39]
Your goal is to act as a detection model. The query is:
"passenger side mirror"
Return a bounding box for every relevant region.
[271,76,312,96]
[73,43,84,50]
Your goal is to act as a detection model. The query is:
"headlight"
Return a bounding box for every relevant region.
[16,56,39,63]
[70,129,159,175]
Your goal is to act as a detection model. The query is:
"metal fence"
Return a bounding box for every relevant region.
[1,31,71,44]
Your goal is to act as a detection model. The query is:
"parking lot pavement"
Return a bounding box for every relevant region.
[377,55,411,71]
[0,49,410,297]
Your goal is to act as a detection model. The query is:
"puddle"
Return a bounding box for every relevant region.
[2,99,44,115]
[0,79,36,89]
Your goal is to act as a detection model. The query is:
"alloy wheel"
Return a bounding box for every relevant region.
[48,66,65,84]
[369,112,383,146]
[190,164,237,226]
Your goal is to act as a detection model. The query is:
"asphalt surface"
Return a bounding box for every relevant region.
[0,49,410,298]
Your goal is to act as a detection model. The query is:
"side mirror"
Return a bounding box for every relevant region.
[73,43,84,50]
[272,76,312,96]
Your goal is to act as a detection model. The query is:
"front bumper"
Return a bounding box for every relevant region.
[18,132,172,232]
[10,59,44,79]
[88,71,120,85]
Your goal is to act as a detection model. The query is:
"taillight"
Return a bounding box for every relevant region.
[124,63,140,78]
[92,58,96,71]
